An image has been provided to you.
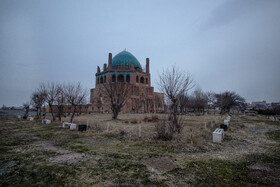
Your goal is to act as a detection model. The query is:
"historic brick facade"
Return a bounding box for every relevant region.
[90,50,164,113]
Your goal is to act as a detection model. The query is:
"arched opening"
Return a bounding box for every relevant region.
[146,78,148,84]
[112,74,116,82]
[140,77,144,83]
[100,77,103,84]
[126,75,130,83]
[136,76,139,83]
[117,74,124,82]
[97,77,100,84]
[104,75,106,83]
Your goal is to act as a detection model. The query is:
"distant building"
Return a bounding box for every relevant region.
[90,50,164,113]
[271,102,280,109]
[251,101,267,110]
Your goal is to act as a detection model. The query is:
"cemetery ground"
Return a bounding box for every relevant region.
[0,113,280,186]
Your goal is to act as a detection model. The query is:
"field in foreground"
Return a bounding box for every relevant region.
[0,113,280,186]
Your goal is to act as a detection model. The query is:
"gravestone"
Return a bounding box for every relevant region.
[224,119,230,126]
[63,122,70,128]
[42,119,51,124]
[70,123,76,130]
[213,128,224,143]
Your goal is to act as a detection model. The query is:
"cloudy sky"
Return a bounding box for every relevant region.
[0,0,280,106]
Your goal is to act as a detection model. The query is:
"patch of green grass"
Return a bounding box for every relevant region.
[69,143,92,153]
[246,152,280,167]
[266,130,280,141]
[1,163,81,186]
[250,119,280,126]
[96,158,158,186]
[186,160,248,186]
[105,152,132,159]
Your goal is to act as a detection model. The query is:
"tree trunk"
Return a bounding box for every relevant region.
[58,105,63,121]
[49,104,55,121]
[70,106,76,123]
[112,107,119,119]
[36,108,40,119]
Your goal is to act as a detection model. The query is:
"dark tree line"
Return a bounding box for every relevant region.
[30,82,88,122]
[177,89,245,115]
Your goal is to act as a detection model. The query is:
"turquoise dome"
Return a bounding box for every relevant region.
[112,50,142,69]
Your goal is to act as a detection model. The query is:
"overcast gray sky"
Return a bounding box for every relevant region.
[1,0,280,106]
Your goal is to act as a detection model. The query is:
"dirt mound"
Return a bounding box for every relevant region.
[33,142,70,154]
[142,157,176,174]
[48,153,89,165]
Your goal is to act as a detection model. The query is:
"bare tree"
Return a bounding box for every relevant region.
[205,91,217,114]
[23,102,30,119]
[192,88,207,114]
[56,84,65,121]
[178,93,189,114]
[102,78,131,119]
[216,91,245,114]
[40,82,60,121]
[31,90,46,119]
[64,82,88,123]
[158,65,194,133]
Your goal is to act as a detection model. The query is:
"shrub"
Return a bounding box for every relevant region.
[131,119,138,124]
[91,122,102,132]
[143,116,149,122]
[143,115,159,122]
[150,115,159,122]
[155,114,184,140]
[119,130,127,137]
[155,118,174,141]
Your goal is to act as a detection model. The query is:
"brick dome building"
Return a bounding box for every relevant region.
[90,50,164,113]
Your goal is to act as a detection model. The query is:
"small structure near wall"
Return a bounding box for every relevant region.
[213,128,224,143]
[42,119,51,124]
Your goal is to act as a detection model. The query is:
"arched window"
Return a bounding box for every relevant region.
[126,75,130,83]
[117,74,124,82]
[104,75,106,83]
[112,74,116,82]
[97,77,100,84]
[136,76,139,83]
[100,77,103,84]
[146,78,148,84]
[140,77,144,83]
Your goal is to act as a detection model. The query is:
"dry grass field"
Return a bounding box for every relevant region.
[0,113,280,186]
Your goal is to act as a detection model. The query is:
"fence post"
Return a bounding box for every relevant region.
[107,122,110,131]
[190,128,193,144]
